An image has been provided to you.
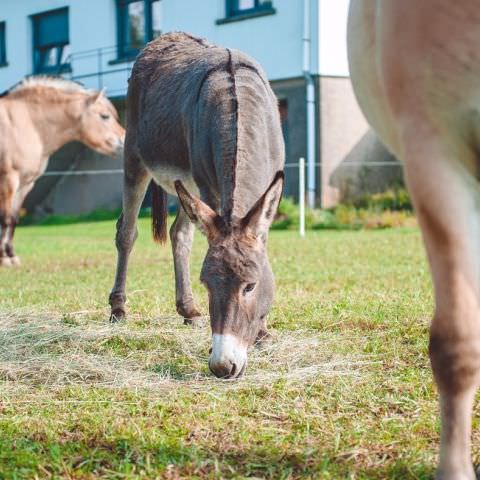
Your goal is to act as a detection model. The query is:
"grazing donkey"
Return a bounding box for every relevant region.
[108,32,284,379]
[349,1,480,478]
[0,77,125,266]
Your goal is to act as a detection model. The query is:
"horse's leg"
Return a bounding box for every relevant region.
[0,173,18,267]
[170,206,202,326]
[5,182,34,266]
[404,135,480,480]
[109,157,150,322]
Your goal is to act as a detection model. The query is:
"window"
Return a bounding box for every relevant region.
[116,0,161,60]
[217,0,275,24]
[227,0,273,16]
[32,8,70,74]
[0,22,6,66]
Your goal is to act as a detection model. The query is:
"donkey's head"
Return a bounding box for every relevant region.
[77,90,125,157]
[175,172,284,379]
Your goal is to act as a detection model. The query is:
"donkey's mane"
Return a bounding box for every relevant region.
[0,76,93,98]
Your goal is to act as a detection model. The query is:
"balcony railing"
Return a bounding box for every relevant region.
[62,45,137,97]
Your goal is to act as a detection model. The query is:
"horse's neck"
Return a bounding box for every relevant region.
[24,92,81,156]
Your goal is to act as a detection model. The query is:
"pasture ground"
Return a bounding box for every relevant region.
[0,220,475,479]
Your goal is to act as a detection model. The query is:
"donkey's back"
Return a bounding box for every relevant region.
[127,32,283,217]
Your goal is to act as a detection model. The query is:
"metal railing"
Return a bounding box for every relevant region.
[62,44,136,97]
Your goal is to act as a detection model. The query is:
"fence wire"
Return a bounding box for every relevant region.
[40,161,402,177]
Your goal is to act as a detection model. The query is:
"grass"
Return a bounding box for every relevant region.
[0,219,476,479]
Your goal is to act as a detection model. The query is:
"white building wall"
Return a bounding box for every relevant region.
[161,0,317,81]
[0,0,344,95]
[0,0,117,91]
[318,0,350,77]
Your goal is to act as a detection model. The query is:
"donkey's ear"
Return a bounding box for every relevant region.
[175,180,223,242]
[242,171,284,239]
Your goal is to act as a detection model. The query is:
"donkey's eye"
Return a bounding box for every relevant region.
[243,283,256,295]
[100,113,110,120]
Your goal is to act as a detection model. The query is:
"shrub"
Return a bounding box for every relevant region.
[272,197,319,230]
[352,187,413,211]
[272,191,416,231]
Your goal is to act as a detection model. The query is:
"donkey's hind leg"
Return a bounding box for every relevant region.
[170,206,203,326]
[109,157,151,322]
[404,135,480,480]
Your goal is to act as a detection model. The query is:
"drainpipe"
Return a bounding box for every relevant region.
[303,0,316,209]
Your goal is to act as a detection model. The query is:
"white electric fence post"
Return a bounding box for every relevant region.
[299,157,306,237]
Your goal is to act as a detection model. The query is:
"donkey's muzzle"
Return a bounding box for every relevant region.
[209,333,247,379]
[209,359,239,379]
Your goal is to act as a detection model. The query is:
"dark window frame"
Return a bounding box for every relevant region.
[217,0,276,24]
[116,0,161,61]
[0,22,6,67]
[31,7,71,74]
[228,0,272,17]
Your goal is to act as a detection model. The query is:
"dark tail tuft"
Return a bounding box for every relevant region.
[151,181,168,244]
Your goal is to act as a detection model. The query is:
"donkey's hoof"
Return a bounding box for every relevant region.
[254,329,272,348]
[109,309,126,323]
[9,256,21,266]
[0,257,12,267]
[183,316,205,328]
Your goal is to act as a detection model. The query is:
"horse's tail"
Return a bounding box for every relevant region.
[151,181,168,244]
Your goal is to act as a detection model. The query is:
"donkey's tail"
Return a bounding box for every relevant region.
[151,181,168,244]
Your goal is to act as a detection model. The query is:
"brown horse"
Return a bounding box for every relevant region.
[0,77,125,266]
[349,1,480,478]
[108,32,284,379]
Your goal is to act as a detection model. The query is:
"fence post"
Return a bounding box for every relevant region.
[299,157,305,237]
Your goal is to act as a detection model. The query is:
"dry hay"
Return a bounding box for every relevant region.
[0,309,381,395]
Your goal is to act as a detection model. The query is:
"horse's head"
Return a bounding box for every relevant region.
[77,90,125,157]
[175,172,284,379]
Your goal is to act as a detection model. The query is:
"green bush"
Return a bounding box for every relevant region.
[272,197,320,230]
[352,187,413,211]
[272,191,415,231]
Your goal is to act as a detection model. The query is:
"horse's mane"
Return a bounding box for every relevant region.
[0,76,93,98]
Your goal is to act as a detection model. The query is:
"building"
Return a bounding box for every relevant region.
[0,0,397,215]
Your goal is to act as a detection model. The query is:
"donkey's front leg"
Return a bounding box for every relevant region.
[170,207,202,326]
[109,160,150,322]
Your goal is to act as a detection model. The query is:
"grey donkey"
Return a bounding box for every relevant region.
[109,32,285,379]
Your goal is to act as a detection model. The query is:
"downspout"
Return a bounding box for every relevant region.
[303,0,316,209]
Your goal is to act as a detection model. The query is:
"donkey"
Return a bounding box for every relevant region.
[0,77,125,266]
[349,1,480,478]
[108,32,285,379]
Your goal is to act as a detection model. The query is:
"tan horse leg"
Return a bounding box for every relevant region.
[404,137,480,480]
[5,181,34,266]
[0,173,19,267]
[109,154,151,322]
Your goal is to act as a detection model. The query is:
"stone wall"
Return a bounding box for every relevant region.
[319,76,403,206]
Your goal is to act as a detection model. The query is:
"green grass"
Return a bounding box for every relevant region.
[0,220,476,479]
